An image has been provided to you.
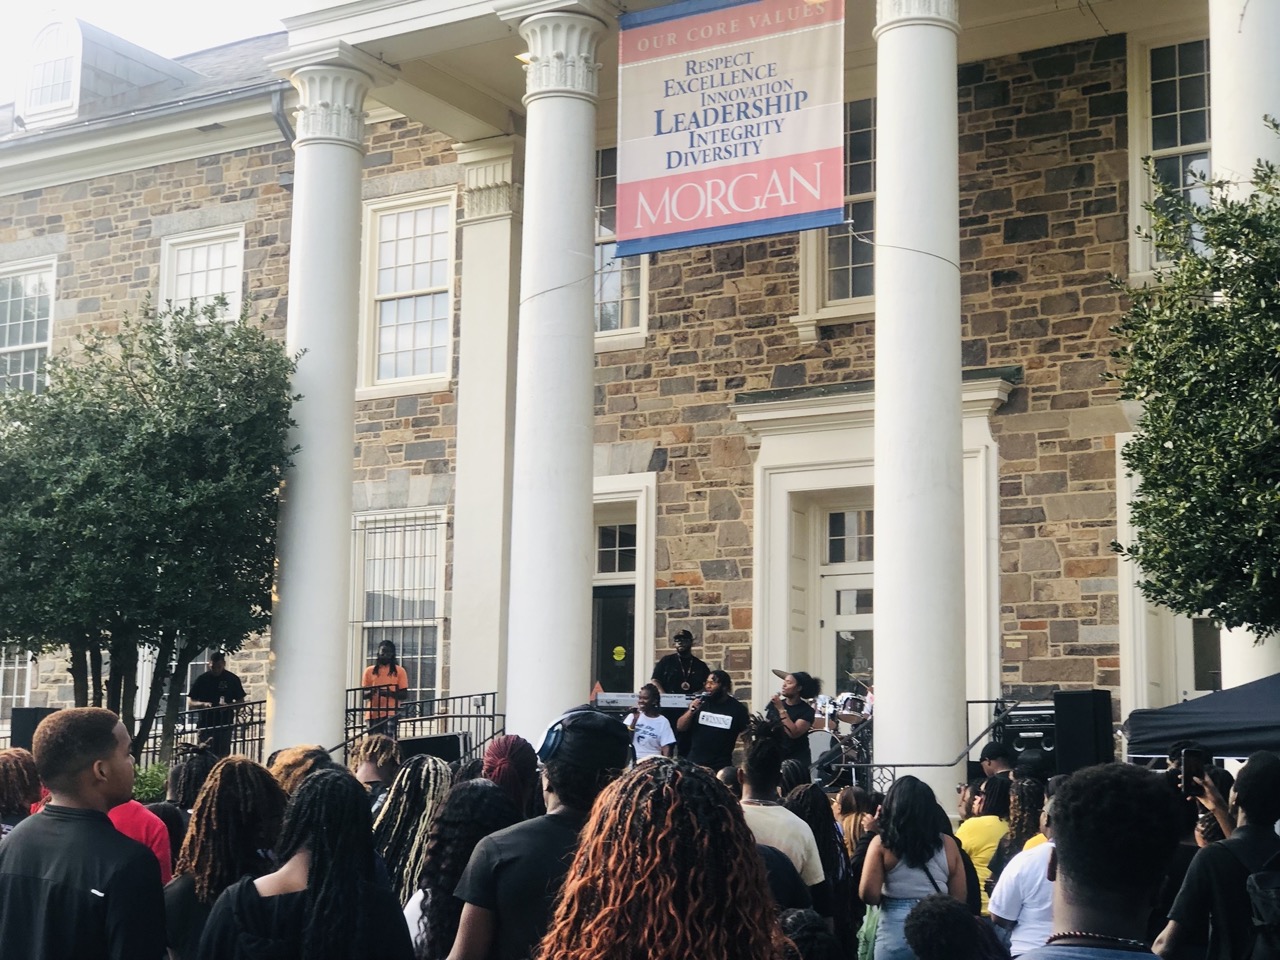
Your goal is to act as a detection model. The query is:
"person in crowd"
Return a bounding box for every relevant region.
[651,629,711,755]
[349,733,403,814]
[362,639,410,737]
[1194,765,1237,842]
[373,752,453,904]
[187,652,247,758]
[0,707,166,960]
[987,779,1046,892]
[786,783,856,942]
[957,775,1011,915]
[905,893,1011,960]
[781,759,811,796]
[859,775,967,960]
[1147,777,1206,960]
[626,683,677,761]
[482,734,539,816]
[403,778,520,958]
[451,757,484,784]
[718,764,743,799]
[937,804,983,917]
[759,842,815,912]
[990,798,1056,957]
[198,767,413,960]
[164,744,221,832]
[1018,763,1182,960]
[781,907,843,960]
[269,743,334,796]
[678,670,751,770]
[739,725,830,918]
[166,756,288,960]
[0,747,40,839]
[1155,750,1280,960]
[449,707,631,960]
[537,758,794,960]
[980,742,1016,779]
[958,777,986,822]
[147,801,188,868]
[767,670,820,769]
[109,794,174,883]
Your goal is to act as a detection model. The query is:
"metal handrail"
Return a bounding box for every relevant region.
[835,698,1021,770]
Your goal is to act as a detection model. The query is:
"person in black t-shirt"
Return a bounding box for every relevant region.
[677,671,750,770]
[449,707,631,960]
[766,670,819,770]
[187,653,247,758]
[0,707,166,960]
[651,629,711,757]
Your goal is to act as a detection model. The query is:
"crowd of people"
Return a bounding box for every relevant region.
[0,654,1279,960]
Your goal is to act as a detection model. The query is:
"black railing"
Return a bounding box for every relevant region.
[340,688,504,764]
[137,700,267,768]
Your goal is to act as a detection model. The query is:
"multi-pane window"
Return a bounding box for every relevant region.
[1148,40,1211,249]
[356,515,443,702]
[28,24,75,112]
[0,646,31,737]
[594,149,644,335]
[596,523,637,574]
[0,261,53,394]
[161,229,244,317]
[373,201,452,382]
[826,99,876,302]
[827,509,874,564]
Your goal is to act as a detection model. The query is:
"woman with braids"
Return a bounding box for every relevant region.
[403,779,521,958]
[786,783,856,944]
[537,758,792,960]
[197,767,413,960]
[373,752,453,904]
[860,775,967,960]
[984,778,1044,895]
[955,775,1011,915]
[166,757,288,960]
[481,734,538,817]
[0,747,40,839]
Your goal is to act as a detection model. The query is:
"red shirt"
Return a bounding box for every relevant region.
[108,799,173,884]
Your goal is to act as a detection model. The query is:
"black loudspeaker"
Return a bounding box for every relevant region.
[1001,704,1057,763]
[399,732,471,764]
[1053,690,1114,774]
[10,707,58,751]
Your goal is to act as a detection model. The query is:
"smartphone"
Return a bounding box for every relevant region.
[1181,748,1207,798]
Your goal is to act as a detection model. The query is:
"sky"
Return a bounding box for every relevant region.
[1,1,304,107]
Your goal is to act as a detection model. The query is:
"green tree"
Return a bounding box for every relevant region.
[0,299,297,757]
[1114,142,1280,638]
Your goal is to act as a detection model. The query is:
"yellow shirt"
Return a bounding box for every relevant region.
[956,814,1008,915]
[1023,832,1049,851]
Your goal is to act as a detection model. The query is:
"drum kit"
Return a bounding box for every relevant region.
[809,672,873,789]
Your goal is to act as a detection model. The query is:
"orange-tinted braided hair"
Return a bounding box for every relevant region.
[537,758,790,960]
[0,748,39,815]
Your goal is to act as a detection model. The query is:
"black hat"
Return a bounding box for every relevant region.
[537,706,632,770]
[979,741,1015,764]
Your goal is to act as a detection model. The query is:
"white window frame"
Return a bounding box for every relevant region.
[1127,21,1212,280]
[0,646,33,741]
[23,20,81,125]
[594,147,649,354]
[357,189,457,400]
[594,474,658,690]
[159,225,246,319]
[791,95,877,344]
[0,256,56,395]
[349,508,447,702]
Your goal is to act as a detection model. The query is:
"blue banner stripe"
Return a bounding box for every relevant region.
[620,0,758,30]
[616,207,844,256]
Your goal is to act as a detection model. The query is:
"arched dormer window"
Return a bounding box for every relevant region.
[25,20,80,121]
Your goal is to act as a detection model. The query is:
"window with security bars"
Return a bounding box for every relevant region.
[826,99,876,302]
[162,229,243,317]
[0,261,53,394]
[594,148,644,335]
[372,202,453,382]
[1148,40,1210,254]
[0,646,31,734]
[355,515,443,702]
[28,24,75,112]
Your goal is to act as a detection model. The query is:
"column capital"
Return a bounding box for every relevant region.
[874,0,959,38]
[506,10,610,104]
[453,135,525,222]
[495,0,619,25]
[266,41,399,148]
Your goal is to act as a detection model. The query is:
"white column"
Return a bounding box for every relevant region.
[872,0,966,803]
[1210,1,1280,688]
[496,2,609,738]
[264,45,394,752]
[450,136,523,703]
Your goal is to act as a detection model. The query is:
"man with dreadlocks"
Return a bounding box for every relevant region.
[449,707,631,960]
[363,640,410,736]
[166,757,288,960]
[349,733,403,814]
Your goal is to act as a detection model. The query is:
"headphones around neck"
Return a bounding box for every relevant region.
[537,709,632,765]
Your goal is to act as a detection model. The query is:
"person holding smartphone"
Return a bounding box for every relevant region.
[626,683,676,761]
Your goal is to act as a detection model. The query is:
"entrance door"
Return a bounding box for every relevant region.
[821,573,874,696]
[592,585,635,693]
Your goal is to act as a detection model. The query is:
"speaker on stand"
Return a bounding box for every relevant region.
[9,707,58,752]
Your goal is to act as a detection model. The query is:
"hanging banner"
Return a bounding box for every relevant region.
[616,0,845,256]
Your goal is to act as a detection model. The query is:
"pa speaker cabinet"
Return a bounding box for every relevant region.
[10,706,59,751]
[1053,690,1113,774]
[999,704,1057,779]
[399,731,472,764]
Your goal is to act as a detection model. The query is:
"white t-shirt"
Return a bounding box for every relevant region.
[740,802,826,887]
[629,712,676,760]
[989,840,1055,956]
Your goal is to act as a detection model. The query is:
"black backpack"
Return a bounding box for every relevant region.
[1246,850,1280,960]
